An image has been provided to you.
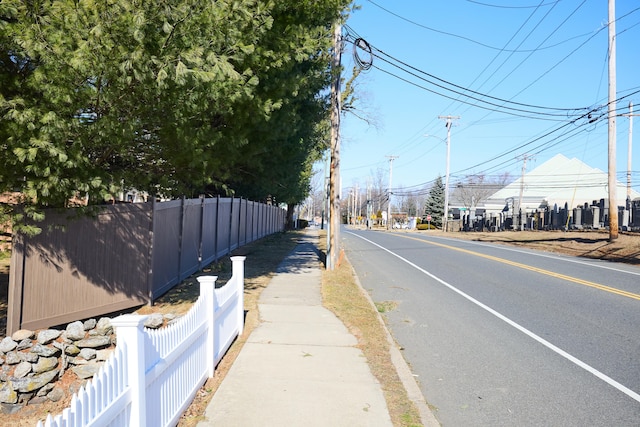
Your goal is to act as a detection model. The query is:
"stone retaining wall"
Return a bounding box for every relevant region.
[0,313,169,415]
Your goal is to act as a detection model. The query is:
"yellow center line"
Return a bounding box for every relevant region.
[396,234,640,302]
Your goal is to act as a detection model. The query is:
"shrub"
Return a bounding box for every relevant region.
[417,223,438,230]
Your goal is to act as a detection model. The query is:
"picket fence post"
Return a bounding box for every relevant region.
[230,256,246,335]
[110,315,147,427]
[197,275,218,378]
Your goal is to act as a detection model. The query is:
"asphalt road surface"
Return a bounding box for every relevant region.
[343,228,640,426]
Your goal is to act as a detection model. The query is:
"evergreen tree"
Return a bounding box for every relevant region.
[424,176,445,228]
[0,0,352,231]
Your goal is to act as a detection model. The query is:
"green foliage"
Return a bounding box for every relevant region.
[416,223,437,230]
[1,0,352,228]
[424,176,444,228]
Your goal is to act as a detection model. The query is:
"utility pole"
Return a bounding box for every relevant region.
[385,155,398,230]
[327,21,342,270]
[367,180,372,229]
[607,0,618,240]
[357,183,361,221]
[516,154,533,230]
[438,115,460,232]
[621,102,638,200]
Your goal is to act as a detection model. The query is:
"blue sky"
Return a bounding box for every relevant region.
[334,0,640,197]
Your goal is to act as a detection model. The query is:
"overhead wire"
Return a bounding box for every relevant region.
[365,0,588,53]
[342,8,640,195]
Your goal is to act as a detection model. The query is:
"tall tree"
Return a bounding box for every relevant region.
[424,176,445,228]
[1,0,352,231]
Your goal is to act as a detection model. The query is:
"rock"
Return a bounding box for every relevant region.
[31,344,60,358]
[83,319,97,330]
[27,396,48,405]
[65,344,80,356]
[11,330,34,342]
[96,349,113,362]
[16,339,32,351]
[65,321,86,341]
[11,369,59,393]
[79,348,97,361]
[0,402,22,414]
[33,357,58,374]
[51,341,65,352]
[0,382,18,404]
[75,336,110,349]
[17,392,33,404]
[71,362,103,379]
[5,352,20,365]
[68,356,85,365]
[36,383,54,397]
[37,330,61,345]
[19,352,38,364]
[95,318,113,336]
[13,362,32,378]
[47,387,65,402]
[144,313,164,329]
[0,337,17,353]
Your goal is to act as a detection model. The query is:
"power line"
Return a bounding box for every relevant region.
[364,0,589,53]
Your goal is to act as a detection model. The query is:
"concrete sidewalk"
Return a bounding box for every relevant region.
[197,230,434,426]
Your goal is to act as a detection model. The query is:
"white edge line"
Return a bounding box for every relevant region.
[347,231,640,404]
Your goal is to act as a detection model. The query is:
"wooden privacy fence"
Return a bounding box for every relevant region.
[8,197,285,335]
[37,257,246,427]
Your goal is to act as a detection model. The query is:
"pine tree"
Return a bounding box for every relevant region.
[1,0,352,231]
[424,176,445,228]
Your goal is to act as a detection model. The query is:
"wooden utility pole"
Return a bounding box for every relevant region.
[328,21,342,270]
[607,0,618,240]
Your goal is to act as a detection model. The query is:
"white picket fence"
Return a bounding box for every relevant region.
[36,256,246,427]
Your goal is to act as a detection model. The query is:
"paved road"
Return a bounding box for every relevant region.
[343,228,640,426]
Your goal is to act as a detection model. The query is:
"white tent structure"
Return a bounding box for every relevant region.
[482,154,640,215]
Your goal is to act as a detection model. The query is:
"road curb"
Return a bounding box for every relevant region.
[346,256,441,427]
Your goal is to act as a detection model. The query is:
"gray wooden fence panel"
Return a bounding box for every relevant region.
[150,199,182,300]
[200,198,218,266]
[257,203,265,239]
[179,198,203,282]
[239,199,248,247]
[216,198,232,259]
[246,201,255,245]
[230,198,241,252]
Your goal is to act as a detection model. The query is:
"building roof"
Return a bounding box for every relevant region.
[482,154,640,212]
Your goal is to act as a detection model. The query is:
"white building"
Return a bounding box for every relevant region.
[481,154,640,215]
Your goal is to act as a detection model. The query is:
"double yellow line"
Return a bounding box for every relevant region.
[398,234,640,302]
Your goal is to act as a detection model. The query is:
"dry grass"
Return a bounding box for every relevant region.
[431,229,640,265]
[319,232,424,427]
